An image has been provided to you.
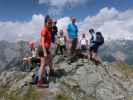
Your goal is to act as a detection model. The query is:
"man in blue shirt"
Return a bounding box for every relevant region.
[67,17,78,56]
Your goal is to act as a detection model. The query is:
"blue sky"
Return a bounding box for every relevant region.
[0,0,133,21]
[0,0,133,41]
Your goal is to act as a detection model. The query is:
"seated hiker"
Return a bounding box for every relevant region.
[80,33,88,53]
[23,41,40,71]
[28,41,40,67]
[37,15,54,87]
[89,29,104,65]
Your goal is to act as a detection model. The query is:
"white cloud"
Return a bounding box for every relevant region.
[57,17,70,30]
[55,7,133,40]
[0,14,44,42]
[79,7,133,40]
[38,0,88,16]
[0,7,133,42]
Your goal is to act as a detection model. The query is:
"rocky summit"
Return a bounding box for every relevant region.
[0,55,133,100]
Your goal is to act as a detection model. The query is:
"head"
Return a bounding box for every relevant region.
[44,15,53,29]
[71,16,76,24]
[44,15,50,25]
[82,34,85,38]
[29,40,35,50]
[89,29,95,34]
[53,20,57,26]
[60,30,64,36]
[96,32,102,35]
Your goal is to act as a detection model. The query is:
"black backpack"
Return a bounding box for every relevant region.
[96,32,104,46]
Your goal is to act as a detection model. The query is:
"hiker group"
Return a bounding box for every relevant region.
[23,15,104,87]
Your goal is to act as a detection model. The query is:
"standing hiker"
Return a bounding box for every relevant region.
[89,29,104,65]
[37,15,54,87]
[55,30,66,56]
[52,20,58,44]
[80,33,88,53]
[59,30,67,56]
[67,17,78,57]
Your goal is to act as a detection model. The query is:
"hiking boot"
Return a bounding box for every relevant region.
[90,57,94,61]
[94,60,101,65]
[37,79,44,88]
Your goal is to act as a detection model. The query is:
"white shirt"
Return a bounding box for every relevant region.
[81,38,87,45]
[31,48,37,57]
[60,36,65,46]
[92,32,97,42]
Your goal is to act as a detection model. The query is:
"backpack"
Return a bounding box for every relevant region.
[96,32,104,46]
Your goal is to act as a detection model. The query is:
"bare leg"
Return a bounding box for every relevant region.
[89,52,93,61]
[95,55,102,64]
[39,57,46,81]
[92,52,101,65]
[67,38,71,56]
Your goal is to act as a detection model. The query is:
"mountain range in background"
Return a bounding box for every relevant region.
[0,40,132,72]
[0,40,30,72]
[99,40,133,65]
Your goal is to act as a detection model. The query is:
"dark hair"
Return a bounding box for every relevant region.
[89,29,94,33]
[44,15,50,24]
[96,32,102,35]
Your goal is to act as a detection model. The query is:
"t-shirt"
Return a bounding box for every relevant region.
[60,36,65,46]
[92,32,97,42]
[80,38,87,45]
[55,34,60,45]
[31,49,37,57]
[90,32,97,46]
[67,23,78,39]
[40,26,52,49]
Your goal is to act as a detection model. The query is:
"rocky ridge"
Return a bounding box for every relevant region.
[0,56,133,100]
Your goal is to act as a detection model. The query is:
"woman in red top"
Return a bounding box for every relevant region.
[37,15,54,87]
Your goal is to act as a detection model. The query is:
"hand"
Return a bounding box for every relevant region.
[44,52,47,57]
[43,48,47,57]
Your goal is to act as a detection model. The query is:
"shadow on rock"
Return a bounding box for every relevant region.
[54,69,67,78]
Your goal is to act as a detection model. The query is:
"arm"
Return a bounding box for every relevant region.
[64,36,67,43]
[79,39,81,46]
[67,24,71,38]
[86,39,88,44]
[76,25,78,33]
[86,39,89,48]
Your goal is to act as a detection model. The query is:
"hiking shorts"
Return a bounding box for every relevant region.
[81,45,87,53]
[89,44,99,53]
[71,38,77,53]
[60,45,66,49]
[31,57,40,64]
[38,46,50,57]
